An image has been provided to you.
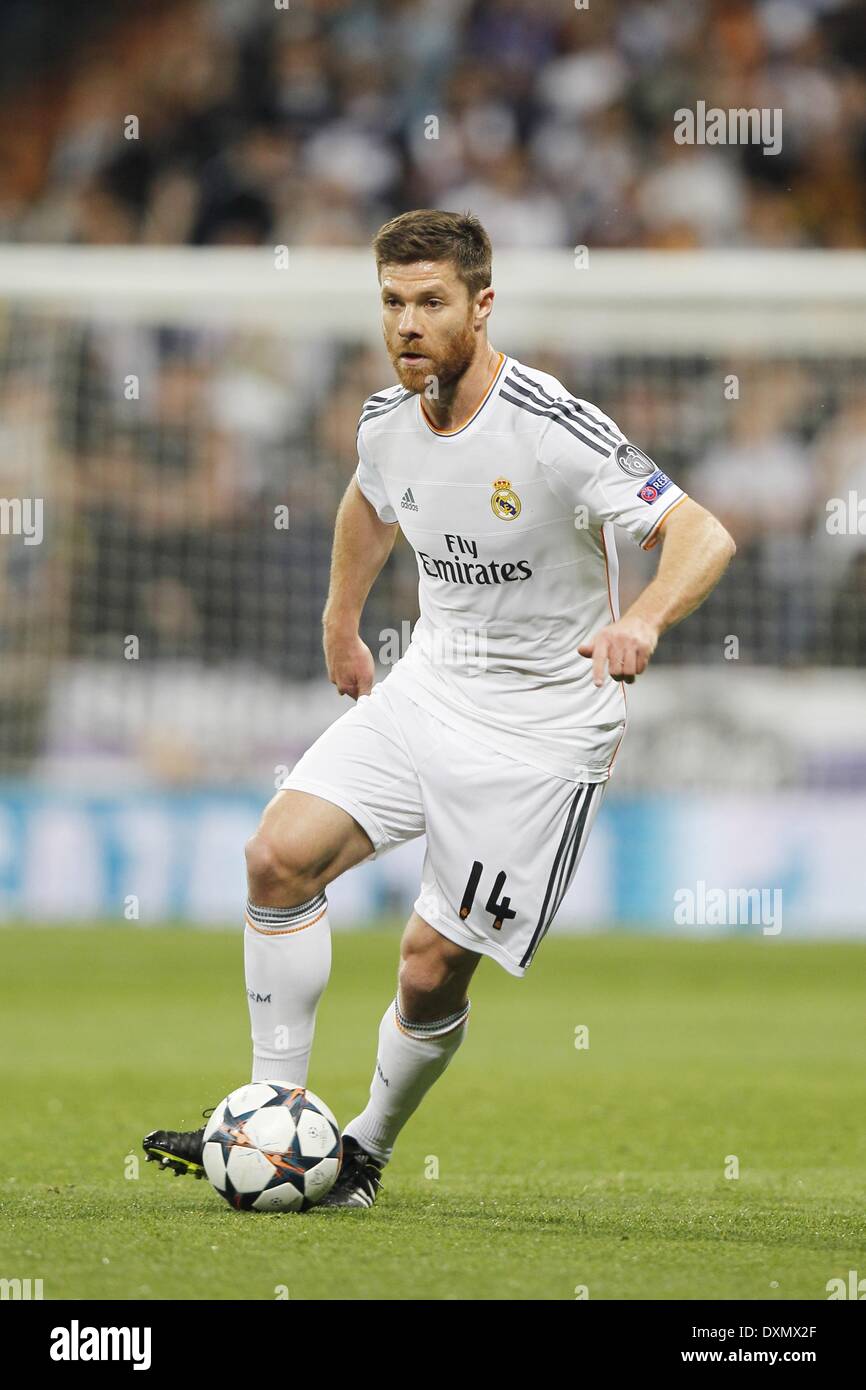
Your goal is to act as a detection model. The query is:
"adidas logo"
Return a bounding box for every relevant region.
[400,487,419,512]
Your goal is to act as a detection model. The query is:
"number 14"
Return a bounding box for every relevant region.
[459,860,517,931]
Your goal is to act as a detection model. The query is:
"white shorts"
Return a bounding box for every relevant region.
[281,678,605,978]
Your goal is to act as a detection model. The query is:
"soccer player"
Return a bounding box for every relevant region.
[143,210,735,1206]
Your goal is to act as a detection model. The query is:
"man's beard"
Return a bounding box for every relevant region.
[391,320,477,395]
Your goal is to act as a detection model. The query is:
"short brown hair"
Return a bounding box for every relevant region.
[372,209,492,300]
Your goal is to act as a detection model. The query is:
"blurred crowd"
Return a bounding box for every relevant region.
[1,0,865,250]
[0,0,865,775]
[1,315,864,699]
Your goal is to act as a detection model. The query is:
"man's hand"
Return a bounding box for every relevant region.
[321,478,398,698]
[578,615,659,688]
[577,499,735,688]
[323,625,376,700]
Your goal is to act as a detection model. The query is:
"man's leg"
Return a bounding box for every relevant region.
[341,912,481,1162]
[144,680,429,1179]
[244,787,375,1086]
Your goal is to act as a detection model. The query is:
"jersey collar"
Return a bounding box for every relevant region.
[418,351,508,438]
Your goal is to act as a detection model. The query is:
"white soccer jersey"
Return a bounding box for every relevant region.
[355,351,688,782]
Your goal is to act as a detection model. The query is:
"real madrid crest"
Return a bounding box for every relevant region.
[490,477,521,521]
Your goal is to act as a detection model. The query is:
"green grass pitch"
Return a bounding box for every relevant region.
[0,925,863,1301]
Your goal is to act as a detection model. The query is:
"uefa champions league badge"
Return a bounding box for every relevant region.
[491,478,521,520]
[615,442,656,477]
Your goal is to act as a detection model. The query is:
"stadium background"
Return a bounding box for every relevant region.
[0,0,865,1308]
[0,0,864,934]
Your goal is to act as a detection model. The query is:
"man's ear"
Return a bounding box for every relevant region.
[475,284,494,325]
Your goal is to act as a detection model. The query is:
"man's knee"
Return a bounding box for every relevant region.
[244,826,323,904]
[246,790,375,907]
[398,920,477,1019]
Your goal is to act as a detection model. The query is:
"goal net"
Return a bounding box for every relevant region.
[0,247,864,794]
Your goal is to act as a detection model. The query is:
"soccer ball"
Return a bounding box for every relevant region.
[202,1081,342,1211]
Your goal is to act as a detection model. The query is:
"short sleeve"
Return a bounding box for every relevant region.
[538,399,688,550]
[355,423,397,524]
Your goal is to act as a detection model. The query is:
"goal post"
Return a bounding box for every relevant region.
[1,245,865,347]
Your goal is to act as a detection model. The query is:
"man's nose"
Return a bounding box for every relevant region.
[398,307,421,337]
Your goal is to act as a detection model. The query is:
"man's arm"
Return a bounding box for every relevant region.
[578,498,736,688]
[322,477,399,699]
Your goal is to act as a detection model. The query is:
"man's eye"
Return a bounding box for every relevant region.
[426,299,441,307]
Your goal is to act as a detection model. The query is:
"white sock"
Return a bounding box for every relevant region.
[244,894,331,1087]
[343,993,470,1163]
